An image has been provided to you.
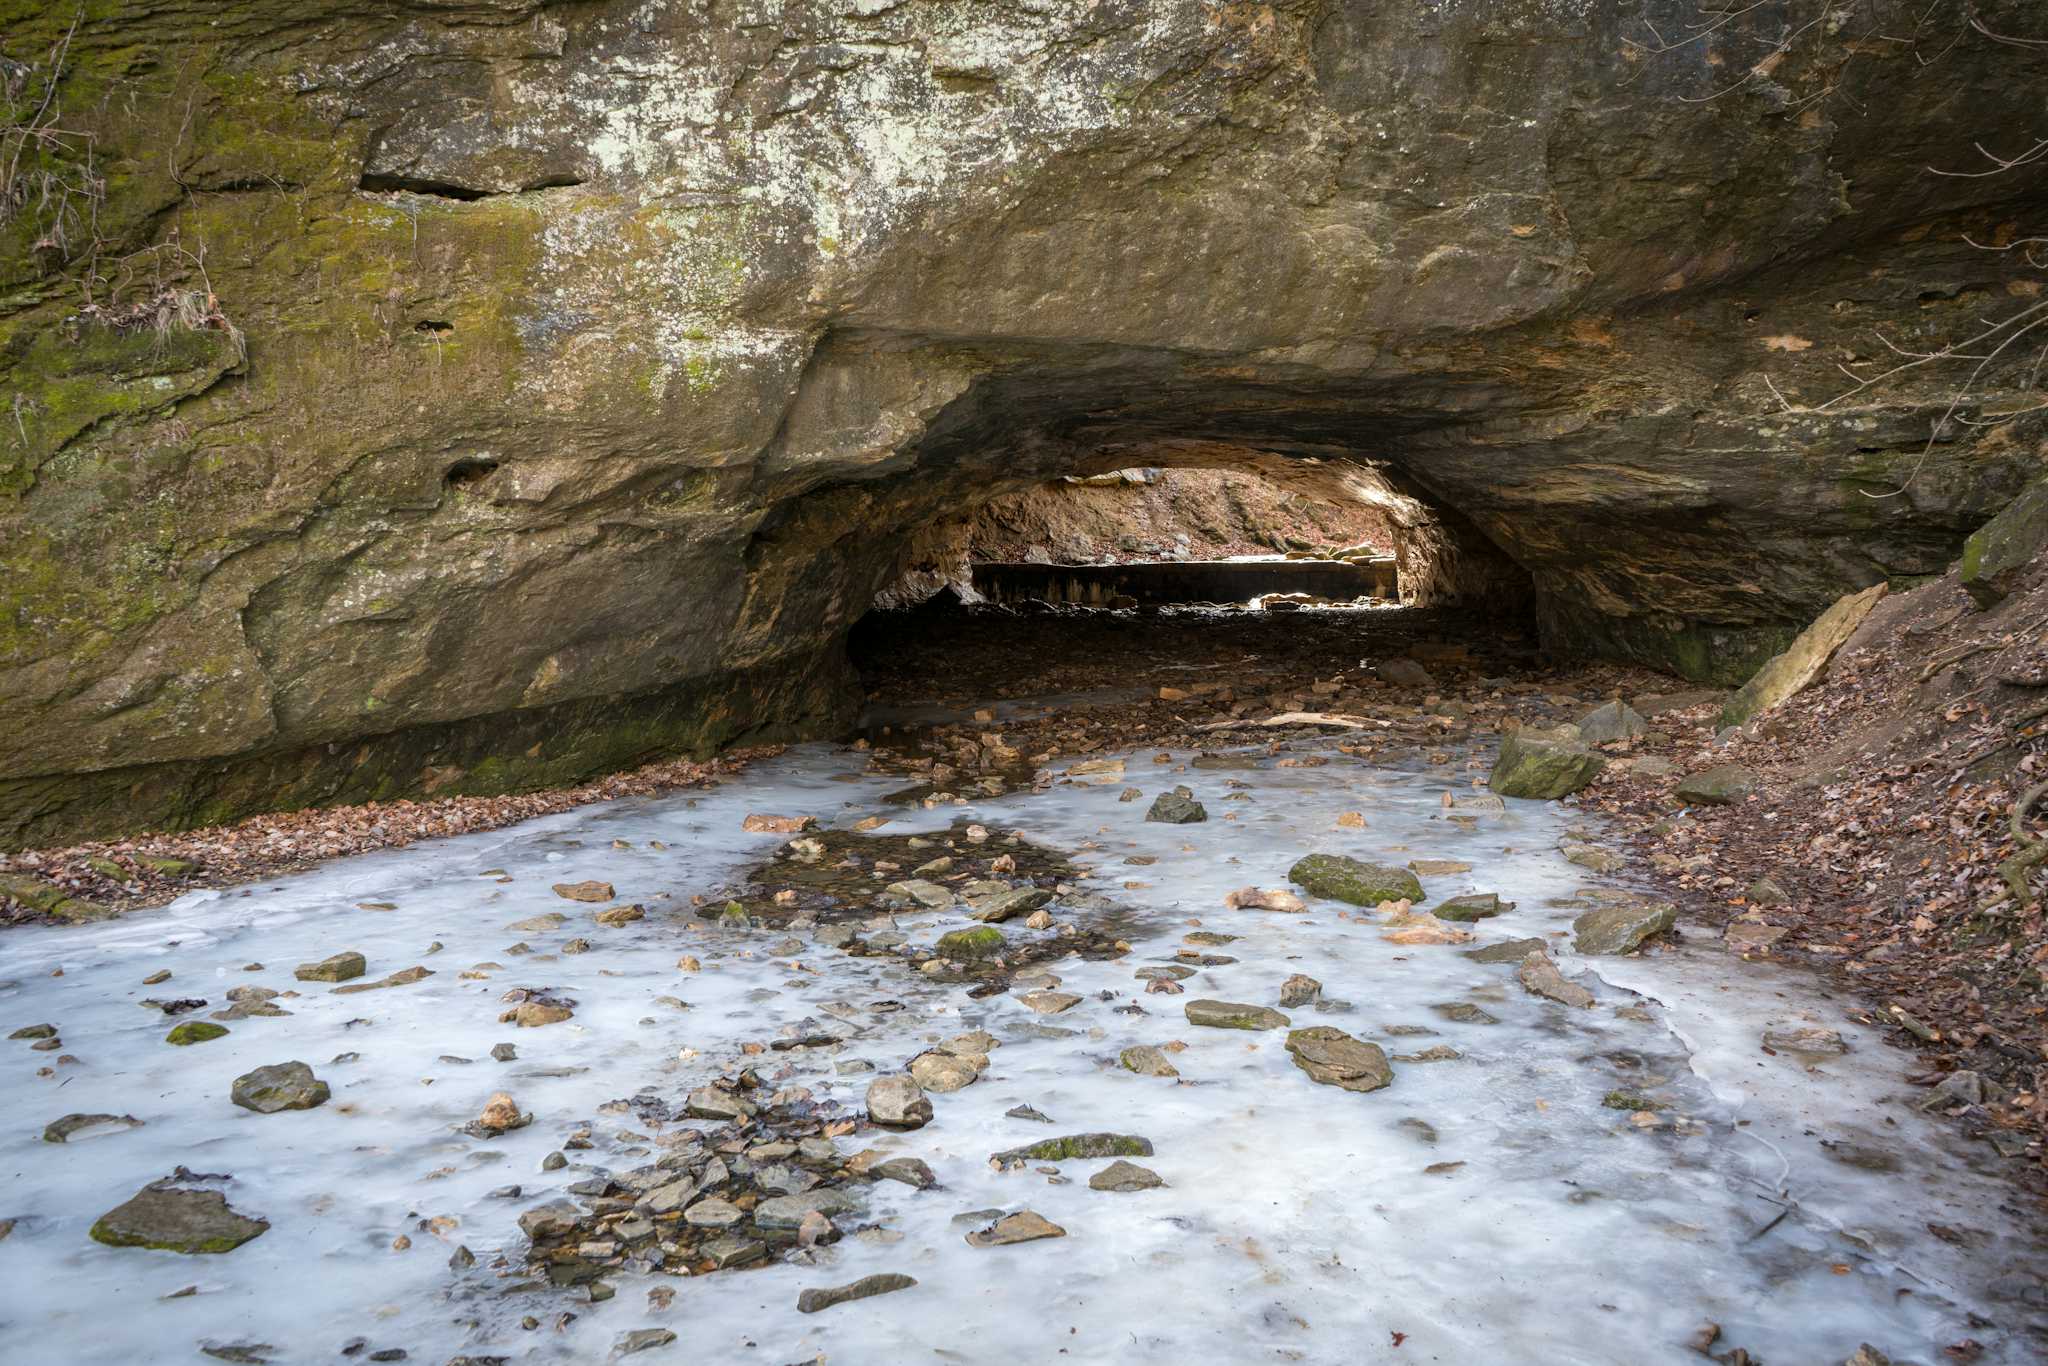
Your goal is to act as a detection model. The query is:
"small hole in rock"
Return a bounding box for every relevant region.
[415,320,453,334]
[443,459,499,489]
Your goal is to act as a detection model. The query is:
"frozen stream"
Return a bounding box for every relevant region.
[2,731,2041,1364]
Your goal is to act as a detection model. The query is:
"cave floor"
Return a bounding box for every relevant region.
[3,603,2044,1364]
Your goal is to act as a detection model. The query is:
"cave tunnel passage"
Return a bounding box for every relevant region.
[840,452,1548,718]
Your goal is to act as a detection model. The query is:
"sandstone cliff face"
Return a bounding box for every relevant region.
[2,0,2044,844]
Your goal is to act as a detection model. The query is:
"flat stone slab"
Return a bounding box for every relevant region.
[798,1272,917,1313]
[90,1184,269,1254]
[1573,901,1677,955]
[1288,854,1422,906]
[1285,1027,1393,1093]
[1185,999,1289,1030]
[1089,1159,1165,1192]
[293,952,365,983]
[965,1210,1066,1247]
[992,1133,1153,1164]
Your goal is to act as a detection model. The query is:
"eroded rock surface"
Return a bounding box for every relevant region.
[4,2,2045,843]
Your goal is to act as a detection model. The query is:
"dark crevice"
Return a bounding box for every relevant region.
[442,458,499,489]
[358,173,494,201]
[414,319,453,334]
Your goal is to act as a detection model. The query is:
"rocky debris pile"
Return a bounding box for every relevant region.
[518,1079,875,1289]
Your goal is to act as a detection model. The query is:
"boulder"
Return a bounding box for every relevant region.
[1287,854,1422,906]
[1960,476,2048,608]
[1488,726,1605,799]
[1284,1027,1393,1093]
[230,1062,330,1113]
[1576,700,1648,745]
[1144,787,1208,824]
[1722,583,1888,726]
[1675,765,1758,805]
[1572,901,1677,955]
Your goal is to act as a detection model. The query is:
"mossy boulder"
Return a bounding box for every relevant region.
[1489,726,1605,800]
[1287,854,1423,906]
[936,926,1006,960]
[166,1021,228,1046]
[1959,476,2048,609]
[89,1183,268,1254]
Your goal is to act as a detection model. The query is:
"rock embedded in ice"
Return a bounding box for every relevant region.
[1145,786,1208,824]
[887,879,954,908]
[871,1157,937,1189]
[909,1050,980,1092]
[594,905,644,926]
[550,880,614,902]
[965,1210,1066,1247]
[1465,937,1548,962]
[1118,1045,1179,1077]
[1185,999,1290,1030]
[1762,1024,1848,1054]
[166,1021,228,1046]
[1223,886,1306,913]
[992,1133,1152,1163]
[466,1091,530,1136]
[1572,901,1677,956]
[1432,893,1505,922]
[506,912,567,932]
[755,1189,864,1230]
[967,887,1052,922]
[1287,854,1423,906]
[90,1182,270,1254]
[1408,858,1472,876]
[1278,974,1322,1007]
[1515,950,1595,1008]
[230,1062,331,1114]
[742,813,814,833]
[866,1074,933,1129]
[1089,1159,1165,1192]
[1430,1002,1499,1025]
[935,926,1005,960]
[1018,990,1081,1015]
[614,1328,675,1355]
[331,965,433,995]
[1285,1027,1393,1093]
[797,1272,917,1313]
[293,951,366,983]
[42,1112,144,1143]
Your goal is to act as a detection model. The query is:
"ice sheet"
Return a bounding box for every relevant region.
[2,738,2038,1365]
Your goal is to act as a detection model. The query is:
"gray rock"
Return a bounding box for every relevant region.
[1576,700,1647,745]
[682,1197,745,1229]
[1675,765,1758,805]
[90,1183,269,1254]
[1572,901,1677,955]
[517,1199,583,1239]
[1432,893,1505,922]
[230,1062,330,1114]
[968,887,1054,923]
[1465,937,1549,963]
[1088,1159,1165,1192]
[1145,786,1207,824]
[1376,658,1434,688]
[1488,725,1605,800]
[1762,1024,1847,1054]
[871,1157,937,1189]
[1184,999,1289,1030]
[797,1272,917,1313]
[909,1050,980,1092]
[866,1074,932,1129]
[753,1188,863,1230]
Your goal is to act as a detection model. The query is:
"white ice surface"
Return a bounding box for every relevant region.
[2,736,2038,1365]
